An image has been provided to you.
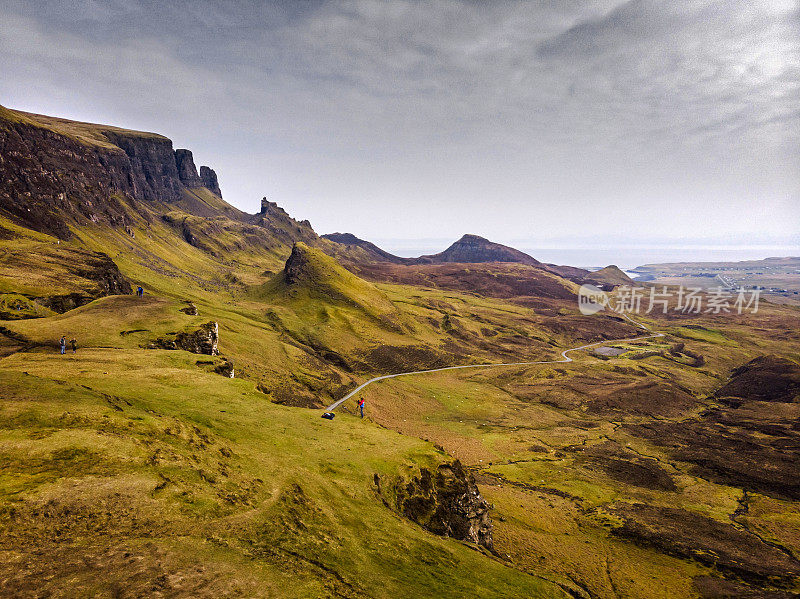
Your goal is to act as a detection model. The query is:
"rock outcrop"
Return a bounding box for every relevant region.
[253,198,318,247]
[176,321,219,355]
[179,301,199,316]
[199,166,221,197]
[174,149,203,188]
[0,242,132,315]
[174,150,220,197]
[0,106,224,238]
[214,357,234,378]
[376,460,495,552]
[153,321,219,355]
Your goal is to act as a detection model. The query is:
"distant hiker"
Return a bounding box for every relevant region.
[70,338,77,354]
[136,286,144,297]
[59,336,66,355]
[357,398,365,418]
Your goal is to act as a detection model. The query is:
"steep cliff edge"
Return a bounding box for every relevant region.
[174,148,204,188]
[200,165,222,197]
[0,106,224,238]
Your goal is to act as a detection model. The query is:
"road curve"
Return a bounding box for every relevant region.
[324,313,663,412]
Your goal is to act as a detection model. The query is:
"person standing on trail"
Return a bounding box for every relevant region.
[136,286,144,297]
[70,338,77,354]
[357,398,365,418]
[59,336,66,355]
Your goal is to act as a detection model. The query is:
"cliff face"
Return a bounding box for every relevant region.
[174,148,204,188]
[175,149,221,197]
[0,107,224,238]
[101,130,185,202]
[200,166,222,197]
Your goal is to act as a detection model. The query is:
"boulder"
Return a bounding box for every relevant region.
[175,321,219,355]
[179,301,198,316]
[214,357,234,378]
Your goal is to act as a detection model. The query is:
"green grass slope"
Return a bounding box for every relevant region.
[263,242,398,316]
[2,105,167,149]
[0,347,568,598]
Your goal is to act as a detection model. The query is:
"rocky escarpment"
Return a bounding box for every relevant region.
[0,106,223,238]
[199,166,222,197]
[175,148,221,197]
[100,130,185,202]
[0,242,132,314]
[375,460,495,552]
[254,197,317,247]
[38,250,133,312]
[1,113,139,238]
[174,149,204,188]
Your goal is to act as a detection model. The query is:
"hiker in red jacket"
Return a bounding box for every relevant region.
[357,398,365,418]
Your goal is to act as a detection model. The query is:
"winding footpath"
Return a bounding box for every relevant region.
[324,313,663,412]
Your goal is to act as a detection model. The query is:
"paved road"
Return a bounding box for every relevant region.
[324,314,663,412]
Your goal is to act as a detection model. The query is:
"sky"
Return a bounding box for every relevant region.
[1,0,798,252]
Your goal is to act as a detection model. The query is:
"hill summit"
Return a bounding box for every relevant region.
[321,232,411,264]
[420,234,542,266]
[585,265,634,287]
[275,242,395,314]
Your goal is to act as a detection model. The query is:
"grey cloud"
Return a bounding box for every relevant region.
[0,0,797,243]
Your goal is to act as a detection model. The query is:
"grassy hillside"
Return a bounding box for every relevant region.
[4,260,797,597]
[263,242,397,316]
[3,107,800,598]
[584,265,633,287]
[2,105,168,149]
[0,348,568,598]
[345,303,800,598]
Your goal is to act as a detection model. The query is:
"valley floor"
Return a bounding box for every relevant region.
[2,286,799,598]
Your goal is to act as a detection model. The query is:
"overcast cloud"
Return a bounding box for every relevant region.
[1,0,797,247]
